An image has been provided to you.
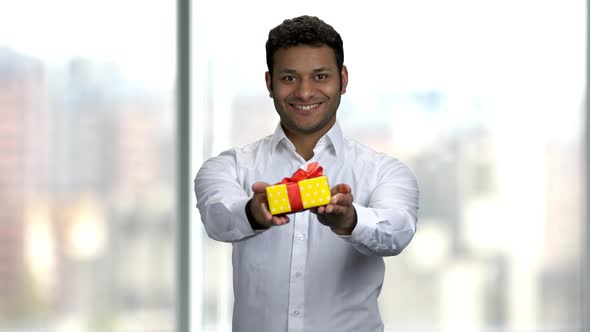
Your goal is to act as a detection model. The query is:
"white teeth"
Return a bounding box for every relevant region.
[294,104,319,111]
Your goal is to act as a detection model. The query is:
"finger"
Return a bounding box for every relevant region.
[331,193,353,206]
[325,203,335,214]
[271,216,282,225]
[331,183,351,196]
[260,202,273,222]
[316,205,326,214]
[325,200,355,215]
[326,204,350,215]
[253,191,268,204]
[272,215,290,225]
[252,181,271,193]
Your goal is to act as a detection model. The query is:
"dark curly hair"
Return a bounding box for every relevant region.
[265,15,344,79]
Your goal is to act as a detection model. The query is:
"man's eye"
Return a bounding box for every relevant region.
[315,73,328,80]
[282,76,295,81]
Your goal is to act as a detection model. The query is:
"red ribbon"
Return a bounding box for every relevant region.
[278,162,323,213]
[279,162,324,184]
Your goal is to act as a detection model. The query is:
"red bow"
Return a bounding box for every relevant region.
[279,162,323,184]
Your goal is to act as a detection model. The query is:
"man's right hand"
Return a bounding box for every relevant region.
[247,182,290,229]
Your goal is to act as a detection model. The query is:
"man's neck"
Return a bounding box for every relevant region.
[283,124,332,161]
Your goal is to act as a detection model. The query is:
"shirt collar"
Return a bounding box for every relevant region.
[270,121,344,157]
[270,123,289,154]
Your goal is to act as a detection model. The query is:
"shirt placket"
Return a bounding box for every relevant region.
[287,211,309,331]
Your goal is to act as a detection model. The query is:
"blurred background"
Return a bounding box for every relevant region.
[0,1,177,331]
[0,0,586,332]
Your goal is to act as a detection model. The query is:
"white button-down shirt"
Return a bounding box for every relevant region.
[194,122,419,332]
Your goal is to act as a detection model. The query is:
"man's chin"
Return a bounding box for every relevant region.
[280,114,335,136]
[290,122,331,135]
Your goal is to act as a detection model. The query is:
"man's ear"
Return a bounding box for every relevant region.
[340,65,348,94]
[265,71,273,98]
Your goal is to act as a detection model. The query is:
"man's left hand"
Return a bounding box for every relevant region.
[311,183,357,235]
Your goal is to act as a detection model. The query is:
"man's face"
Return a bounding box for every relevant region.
[266,45,348,137]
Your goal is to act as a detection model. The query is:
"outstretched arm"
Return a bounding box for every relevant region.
[313,160,419,256]
[194,151,290,243]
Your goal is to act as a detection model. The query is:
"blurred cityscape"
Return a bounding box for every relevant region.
[0,48,176,331]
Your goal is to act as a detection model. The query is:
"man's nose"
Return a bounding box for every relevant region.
[294,78,314,100]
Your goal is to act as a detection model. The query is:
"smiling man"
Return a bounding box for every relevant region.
[195,15,419,332]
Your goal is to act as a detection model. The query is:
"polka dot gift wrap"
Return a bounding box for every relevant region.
[266,162,331,215]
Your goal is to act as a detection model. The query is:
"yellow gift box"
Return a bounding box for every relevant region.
[266,162,331,215]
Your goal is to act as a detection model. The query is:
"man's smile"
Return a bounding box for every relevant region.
[290,103,322,113]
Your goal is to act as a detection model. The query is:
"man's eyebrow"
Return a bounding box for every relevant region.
[278,67,333,74]
[312,67,331,73]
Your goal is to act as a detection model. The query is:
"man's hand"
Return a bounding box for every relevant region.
[247,182,290,229]
[312,183,357,235]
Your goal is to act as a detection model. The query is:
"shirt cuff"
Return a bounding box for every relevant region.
[343,203,379,245]
[229,198,266,237]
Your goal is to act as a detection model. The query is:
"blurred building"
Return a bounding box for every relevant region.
[51,58,176,323]
[0,48,48,320]
[0,50,176,330]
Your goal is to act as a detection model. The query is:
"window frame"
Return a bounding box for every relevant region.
[176,0,191,331]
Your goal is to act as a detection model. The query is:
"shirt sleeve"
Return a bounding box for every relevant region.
[340,158,419,256]
[194,150,266,243]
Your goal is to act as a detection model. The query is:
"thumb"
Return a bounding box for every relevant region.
[331,183,351,195]
[252,181,270,194]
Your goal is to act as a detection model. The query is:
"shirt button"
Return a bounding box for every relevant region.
[295,272,302,278]
[298,234,304,240]
[293,310,300,316]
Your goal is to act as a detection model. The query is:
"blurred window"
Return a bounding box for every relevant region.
[0,1,177,331]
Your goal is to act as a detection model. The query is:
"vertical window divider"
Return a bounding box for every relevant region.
[177,0,191,331]
[585,0,590,330]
